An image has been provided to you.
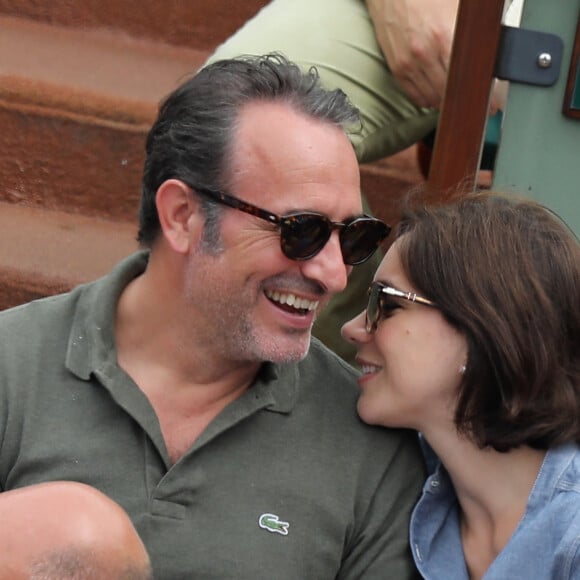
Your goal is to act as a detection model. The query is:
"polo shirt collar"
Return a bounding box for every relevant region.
[256,361,299,414]
[66,250,150,380]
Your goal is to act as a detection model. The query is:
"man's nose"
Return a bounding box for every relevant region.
[299,232,350,296]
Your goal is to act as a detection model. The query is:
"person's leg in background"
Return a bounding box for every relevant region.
[204,0,438,363]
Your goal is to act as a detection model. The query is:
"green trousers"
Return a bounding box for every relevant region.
[205,0,438,364]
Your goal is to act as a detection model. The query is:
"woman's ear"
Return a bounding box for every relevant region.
[155,179,203,254]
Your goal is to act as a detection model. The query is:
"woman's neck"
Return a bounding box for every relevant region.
[424,429,546,579]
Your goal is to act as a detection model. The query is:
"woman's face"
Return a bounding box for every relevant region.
[341,239,468,432]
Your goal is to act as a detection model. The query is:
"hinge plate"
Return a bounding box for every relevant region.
[495,25,564,86]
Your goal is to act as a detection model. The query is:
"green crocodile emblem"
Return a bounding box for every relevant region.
[259,513,290,536]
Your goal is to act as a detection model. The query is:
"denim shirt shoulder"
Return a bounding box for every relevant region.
[410,442,580,579]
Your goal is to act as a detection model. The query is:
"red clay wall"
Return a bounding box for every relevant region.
[0,0,269,50]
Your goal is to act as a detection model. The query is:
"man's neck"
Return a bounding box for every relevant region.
[114,262,261,463]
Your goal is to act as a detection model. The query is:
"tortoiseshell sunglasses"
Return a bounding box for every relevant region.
[194,187,390,265]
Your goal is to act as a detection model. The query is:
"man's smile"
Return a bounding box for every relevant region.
[264,289,319,314]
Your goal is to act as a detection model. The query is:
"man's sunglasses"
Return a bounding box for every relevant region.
[193,187,390,265]
[366,281,437,333]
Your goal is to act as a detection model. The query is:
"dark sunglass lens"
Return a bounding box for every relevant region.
[366,283,381,333]
[341,219,390,265]
[379,294,401,317]
[280,214,331,260]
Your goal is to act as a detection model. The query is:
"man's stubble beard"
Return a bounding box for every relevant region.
[183,249,312,365]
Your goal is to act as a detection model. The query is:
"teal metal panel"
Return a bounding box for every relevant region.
[493,0,580,236]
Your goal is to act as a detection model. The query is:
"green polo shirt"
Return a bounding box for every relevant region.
[0,252,424,579]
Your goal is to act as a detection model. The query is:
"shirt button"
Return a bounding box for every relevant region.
[430,479,439,488]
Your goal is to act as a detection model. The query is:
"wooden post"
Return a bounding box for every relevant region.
[427,0,506,200]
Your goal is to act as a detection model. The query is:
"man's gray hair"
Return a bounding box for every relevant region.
[138,53,361,247]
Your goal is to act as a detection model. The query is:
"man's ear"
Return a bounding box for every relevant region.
[156,179,203,254]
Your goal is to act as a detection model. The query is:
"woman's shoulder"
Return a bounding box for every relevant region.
[550,442,580,495]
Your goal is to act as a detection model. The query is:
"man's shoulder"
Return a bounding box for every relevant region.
[298,336,360,402]
[301,336,359,378]
[0,292,87,396]
[297,338,421,450]
[0,290,80,340]
[0,252,145,347]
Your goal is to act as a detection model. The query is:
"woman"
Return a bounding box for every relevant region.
[342,191,580,579]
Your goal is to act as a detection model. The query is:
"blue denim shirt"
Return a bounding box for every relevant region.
[410,442,580,579]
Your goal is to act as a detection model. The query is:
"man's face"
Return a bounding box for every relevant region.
[186,101,362,364]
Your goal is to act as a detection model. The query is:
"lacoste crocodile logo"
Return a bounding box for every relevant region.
[259,513,290,536]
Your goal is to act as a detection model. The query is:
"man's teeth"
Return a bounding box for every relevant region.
[265,290,319,311]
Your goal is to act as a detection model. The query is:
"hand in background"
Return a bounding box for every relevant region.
[366,0,460,109]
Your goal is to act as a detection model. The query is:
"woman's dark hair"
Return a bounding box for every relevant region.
[396,191,580,451]
[137,53,361,246]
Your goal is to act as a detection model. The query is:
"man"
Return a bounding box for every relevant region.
[205,0,513,363]
[0,54,424,578]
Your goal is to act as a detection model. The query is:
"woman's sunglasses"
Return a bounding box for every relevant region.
[193,187,390,265]
[366,281,437,333]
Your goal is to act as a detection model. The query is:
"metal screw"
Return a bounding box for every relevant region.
[537,52,552,68]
